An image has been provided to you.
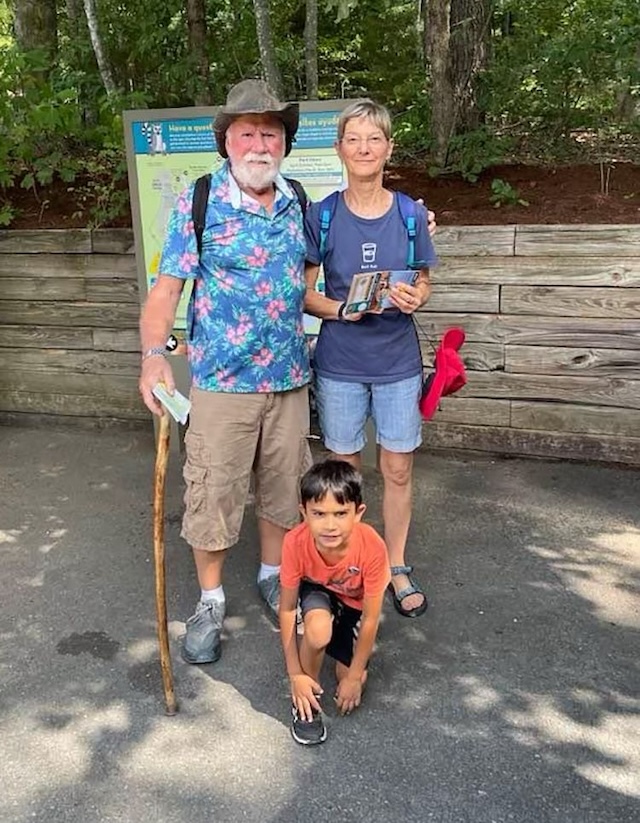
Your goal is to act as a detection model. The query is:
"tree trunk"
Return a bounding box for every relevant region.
[186,0,211,105]
[304,0,318,99]
[252,0,283,98]
[425,0,454,166]
[83,0,117,98]
[14,0,58,71]
[425,0,491,165]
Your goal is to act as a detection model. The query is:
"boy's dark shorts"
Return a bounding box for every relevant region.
[299,581,362,667]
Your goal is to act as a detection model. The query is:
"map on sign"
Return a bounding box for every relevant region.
[124,103,347,336]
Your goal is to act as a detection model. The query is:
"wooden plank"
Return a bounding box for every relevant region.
[91,228,135,254]
[85,279,139,304]
[416,313,640,349]
[93,329,141,352]
[2,348,140,376]
[0,230,91,253]
[425,284,499,313]
[0,301,139,328]
[432,397,511,426]
[506,345,640,377]
[511,401,640,438]
[501,286,640,318]
[0,253,137,279]
[435,256,640,287]
[0,325,93,349]
[419,339,504,371]
[421,421,640,465]
[434,226,515,257]
[2,368,141,398]
[462,371,640,410]
[515,225,640,257]
[0,390,147,419]
[0,410,150,431]
[0,277,86,301]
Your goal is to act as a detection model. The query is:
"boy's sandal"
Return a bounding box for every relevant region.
[388,565,428,618]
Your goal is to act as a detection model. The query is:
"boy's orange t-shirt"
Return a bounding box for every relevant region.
[280,521,390,611]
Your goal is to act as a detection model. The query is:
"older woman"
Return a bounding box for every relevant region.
[303,99,437,618]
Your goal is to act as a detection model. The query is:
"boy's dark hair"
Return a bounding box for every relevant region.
[300,460,363,508]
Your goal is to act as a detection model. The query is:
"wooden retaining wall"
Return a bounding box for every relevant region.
[0,229,145,427]
[418,225,640,465]
[0,225,639,464]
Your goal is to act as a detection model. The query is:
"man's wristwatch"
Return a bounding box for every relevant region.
[142,346,166,362]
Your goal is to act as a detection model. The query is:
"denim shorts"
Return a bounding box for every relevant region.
[315,373,423,454]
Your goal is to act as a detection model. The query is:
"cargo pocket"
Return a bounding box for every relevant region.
[183,433,208,519]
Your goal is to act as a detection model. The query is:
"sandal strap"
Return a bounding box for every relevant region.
[395,583,420,602]
[390,564,414,577]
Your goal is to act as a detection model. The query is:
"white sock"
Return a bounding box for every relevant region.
[200,585,225,606]
[257,563,280,584]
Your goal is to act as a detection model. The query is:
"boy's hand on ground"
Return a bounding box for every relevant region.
[334,675,362,715]
[290,674,323,721]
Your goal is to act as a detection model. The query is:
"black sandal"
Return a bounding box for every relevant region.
[388,565,428,618]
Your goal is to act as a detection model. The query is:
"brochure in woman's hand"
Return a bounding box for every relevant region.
[344,269,419,314]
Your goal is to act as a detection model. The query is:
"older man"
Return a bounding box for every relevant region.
[139,80,311,664]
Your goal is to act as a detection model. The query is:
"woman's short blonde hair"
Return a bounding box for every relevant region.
[337,99,393,141]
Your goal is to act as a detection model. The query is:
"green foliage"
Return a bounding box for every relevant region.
[490,178,529,207]
[441,129,514,182]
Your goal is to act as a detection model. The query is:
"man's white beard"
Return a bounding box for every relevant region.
[231,152,282,192]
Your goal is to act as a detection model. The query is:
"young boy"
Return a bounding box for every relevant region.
[279,459,390,745]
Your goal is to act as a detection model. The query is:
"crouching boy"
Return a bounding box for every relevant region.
[279,459,390,745]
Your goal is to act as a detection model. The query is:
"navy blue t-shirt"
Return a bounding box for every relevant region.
[305,192,438,383]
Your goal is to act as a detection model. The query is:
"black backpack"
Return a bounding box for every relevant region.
[191,173,309,258]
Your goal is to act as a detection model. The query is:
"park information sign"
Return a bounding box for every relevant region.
[123,101,348,337]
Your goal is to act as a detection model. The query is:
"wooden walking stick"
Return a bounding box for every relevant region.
[153,411,178,715]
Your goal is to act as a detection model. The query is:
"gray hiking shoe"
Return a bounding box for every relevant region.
[181,599,224,664]
[257,573,280,627]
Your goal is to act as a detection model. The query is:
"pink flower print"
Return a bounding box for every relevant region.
[213,219,241,246]
[286,263,302,286]
[179,251,199,272]
[252,348,274,367]
[257,379,273,393]
[290,363,304,383]
[256,281,272,297]
[226,323,250,346]
[266,298,286,320]
[217,274,234,292]
[216,370,236,389]
[194,293,213,320]
[182,219,195,237]
[246,246,269,267]
[188,343,205,364]
[214,181,230,200]
[177,196,191,214]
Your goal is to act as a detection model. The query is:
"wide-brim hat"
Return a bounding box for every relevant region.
[214,79,299,158]
[419,327,467,421]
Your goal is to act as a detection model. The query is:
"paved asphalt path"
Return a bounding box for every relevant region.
[1,425,639,823]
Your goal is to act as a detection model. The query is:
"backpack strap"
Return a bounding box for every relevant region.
[318,190,340,262]
[192,173,211,260]
[395,191,417,269]
[284,177,308,214]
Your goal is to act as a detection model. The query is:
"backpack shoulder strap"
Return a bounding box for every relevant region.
[318,190,340,262]
[395,191,418,269]
[284,177,309,214]
[192,173,211,260]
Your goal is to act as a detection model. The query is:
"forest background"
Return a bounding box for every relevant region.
[1,0,639,228]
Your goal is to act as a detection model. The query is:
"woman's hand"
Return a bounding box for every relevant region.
[388,282,424,314]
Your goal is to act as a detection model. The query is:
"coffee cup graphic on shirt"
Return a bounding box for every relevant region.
[361,242,377,264]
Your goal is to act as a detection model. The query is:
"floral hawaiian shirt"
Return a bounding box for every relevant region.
[159,162,310,393]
